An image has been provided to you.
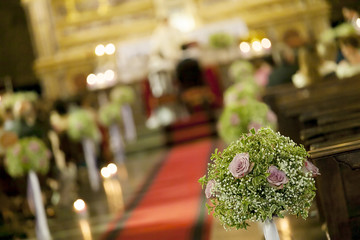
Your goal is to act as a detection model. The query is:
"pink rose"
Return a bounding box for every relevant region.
[267,166,288,189]
[228,153,254,178]
[267,110,277,124]
[304,160,320,177]
[29,142,40,152]
[239,98,248,105]
[205,179,216,199]
[248,121,262,131]
[12,145,21,156]
[230,114,240,126]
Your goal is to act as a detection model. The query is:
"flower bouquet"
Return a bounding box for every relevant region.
[98,102,122,127]
[67,109,101,191]
[218,100,277,144]
[199,128,319,239]
[223,82,259,106]
[110,86,135,105]
[228,60,255,83]
[4,137,51,239]
[0,91,38,113]
[98,102,125,165]
[209,32,235,49]
[110,86,136,141]
[67,109,101,142]
[334,22,356,38]
[5,137,50,177]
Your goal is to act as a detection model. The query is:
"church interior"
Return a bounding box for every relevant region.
[1,0,360,239]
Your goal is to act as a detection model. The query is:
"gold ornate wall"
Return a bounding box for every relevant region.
[22,0,330,99]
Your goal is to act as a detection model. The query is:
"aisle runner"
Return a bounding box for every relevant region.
[103,139,215,240]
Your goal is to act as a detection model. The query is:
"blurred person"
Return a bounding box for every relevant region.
[148,17,183,98]
[292,44,323,88]
[3,107,16,132]
[317,41,338,78]
[150,17,183,64]
[8,100,45,139]
[283,29,307,49]
[267,44,299,87]
[254,56,275,87]
[336,35,360,78]
[342,7,359,25]
[176,43,215,115]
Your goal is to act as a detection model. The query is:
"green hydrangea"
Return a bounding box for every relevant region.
[334,22,356,38]
[218,100,277,144]
[110,86,135,105]
[0,91,38,112]
[223,82,259,106]
[228,60,255,82]
[199,128,317,230]
[99,102,122,126]
[67,109,101,142]
[5,137,51,177]
[209,32,235,49]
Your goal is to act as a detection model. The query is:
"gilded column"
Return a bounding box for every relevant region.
[21,0,57,58]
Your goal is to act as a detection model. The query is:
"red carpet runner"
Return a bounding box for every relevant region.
[103,139,215,240]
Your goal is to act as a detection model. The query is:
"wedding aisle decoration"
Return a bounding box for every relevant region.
[5,137,52,240]
[218,100,277,144]
[67,108,101,191]
[209,32,235,49]
[110,85,137,142]
[99,102,125,165]
[199,128,319,239]
[223,82,259,106]
[0,91,38,113]
[228,60,255,83]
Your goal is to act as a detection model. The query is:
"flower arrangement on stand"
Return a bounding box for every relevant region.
[0,91,38,114]
[219,58,276,143]
[218,100,277,144]
[5,137,52,240]
[209,32,235,49]
[110,85,137,142]
[223,82,259,106]
[209,32,235,63]
[98,102,125,166]
[228,60,255,83]
[67,108,101,191]
[199,128,319,239]
[99,102,122,127]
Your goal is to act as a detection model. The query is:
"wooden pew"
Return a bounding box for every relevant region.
[309,140,360,240]
[262,74,360,147]
[263,74,360,239]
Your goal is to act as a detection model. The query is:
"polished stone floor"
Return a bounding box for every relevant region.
[6,138,328,240]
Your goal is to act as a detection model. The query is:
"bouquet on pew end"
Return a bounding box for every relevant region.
[199,128,319,230]
[5,137,51,177]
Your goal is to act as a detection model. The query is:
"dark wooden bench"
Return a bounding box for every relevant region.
[263,74,360,147]
[309,140,360,240]
[263,74,360,239]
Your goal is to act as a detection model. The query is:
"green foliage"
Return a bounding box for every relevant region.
[99,102,122,126]
[5,137,50,177]
[228,60,255,82]
[209,32,235,49]
[67,109,101,142]
[199,128,316,229]
[218,100,277,144]
[110,86,135,105]
[223,82,259,106]
[0,91,38,112]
